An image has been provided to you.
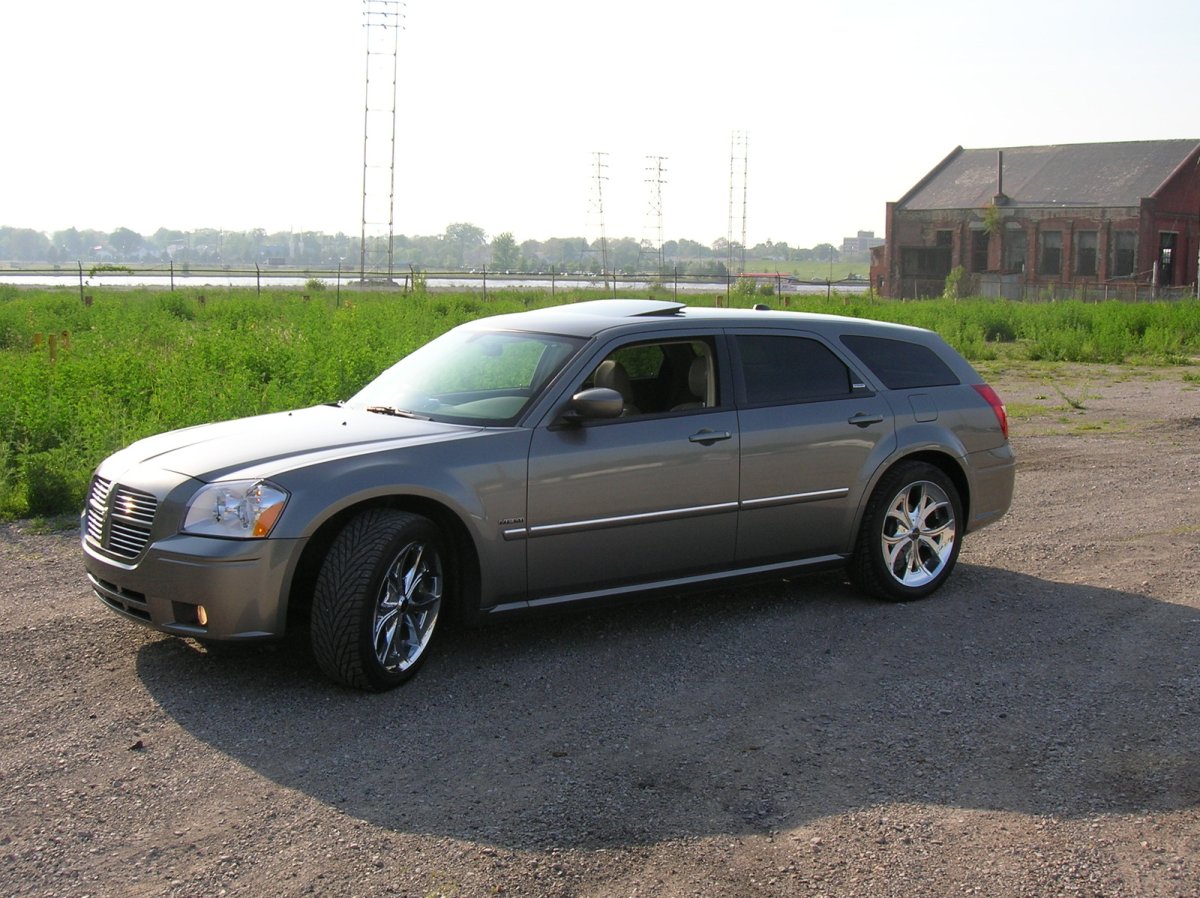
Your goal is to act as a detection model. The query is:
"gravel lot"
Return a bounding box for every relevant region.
[2,363,1198,898]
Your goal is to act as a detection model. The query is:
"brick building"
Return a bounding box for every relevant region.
[871,140,1200,299]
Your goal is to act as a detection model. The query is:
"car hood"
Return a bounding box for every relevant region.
[98,405,484,483]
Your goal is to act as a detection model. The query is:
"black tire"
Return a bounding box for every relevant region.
[848,461,963,602]
[311,509,447,690]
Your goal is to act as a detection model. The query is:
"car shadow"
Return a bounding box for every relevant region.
[136,565,1200,850]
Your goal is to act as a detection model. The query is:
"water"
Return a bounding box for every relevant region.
[0,271,869,295]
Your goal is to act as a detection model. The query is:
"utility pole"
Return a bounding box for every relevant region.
[359,0,404,284]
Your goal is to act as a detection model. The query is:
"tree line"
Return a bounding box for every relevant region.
[0,223,849,274]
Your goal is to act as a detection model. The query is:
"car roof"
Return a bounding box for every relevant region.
[469,299,936,341]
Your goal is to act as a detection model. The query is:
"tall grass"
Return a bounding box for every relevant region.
[1,286,1196,519]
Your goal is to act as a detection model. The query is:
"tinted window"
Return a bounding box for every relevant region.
[736,335,852,405]
[584,339,718,415]
[840,335,959,390]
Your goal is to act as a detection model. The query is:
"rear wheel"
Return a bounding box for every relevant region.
[311,509,446,690]
[849,462,962,602]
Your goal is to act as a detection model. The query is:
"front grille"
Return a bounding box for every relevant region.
[85,476,158,560]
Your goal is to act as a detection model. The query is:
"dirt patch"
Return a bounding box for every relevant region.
[2,364,1198,897]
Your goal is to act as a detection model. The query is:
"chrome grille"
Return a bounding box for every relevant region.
[85,476,157,560]
[85,476,113,546]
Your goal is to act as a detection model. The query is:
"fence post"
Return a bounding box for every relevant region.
[77,261,84,304]
[482,266,488,302]
[170,260,175,291]
[336,261,342,306]
[255,262,261,296]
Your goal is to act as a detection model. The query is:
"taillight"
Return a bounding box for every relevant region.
[972,383,1009,440]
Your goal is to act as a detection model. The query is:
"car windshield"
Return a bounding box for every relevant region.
[347,328,584,425]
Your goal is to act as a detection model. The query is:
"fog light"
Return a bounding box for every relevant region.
[196,605,208,627]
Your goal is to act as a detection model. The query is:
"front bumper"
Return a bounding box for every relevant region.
[83,527,304,641]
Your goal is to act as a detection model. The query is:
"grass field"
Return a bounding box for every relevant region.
[2,284,1197,520]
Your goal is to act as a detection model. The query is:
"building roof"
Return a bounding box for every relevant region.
[897,139,1200,211]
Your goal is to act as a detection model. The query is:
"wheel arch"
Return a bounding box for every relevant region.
[854,448,970,544]
[286,495,482,631]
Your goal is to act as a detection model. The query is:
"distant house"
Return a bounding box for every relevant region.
[872,140,1200,299]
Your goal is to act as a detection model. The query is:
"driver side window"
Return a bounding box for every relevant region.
[583,339,718,417]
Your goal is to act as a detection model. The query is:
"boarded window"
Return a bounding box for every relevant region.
[1003,229,1027,273]
[971,230,989,273]
[1039,231,1062,276]
[900,246,952,278]
[1112,231,1136,277]
[1074,231,1098,276]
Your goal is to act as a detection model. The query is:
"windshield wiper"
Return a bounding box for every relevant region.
[365,405,431,421]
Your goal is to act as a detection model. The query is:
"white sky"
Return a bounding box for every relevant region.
[3,0,1198,249]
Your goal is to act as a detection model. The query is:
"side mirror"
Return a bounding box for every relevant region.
[561,387,624,423]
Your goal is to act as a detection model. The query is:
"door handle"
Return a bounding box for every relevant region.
[848,413,884,427]
[689,429,733,444]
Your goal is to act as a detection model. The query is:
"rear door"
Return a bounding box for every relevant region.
[732,330,894,563]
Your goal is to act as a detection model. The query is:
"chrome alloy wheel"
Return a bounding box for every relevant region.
[373,540,444,673]
[879,480,957,588]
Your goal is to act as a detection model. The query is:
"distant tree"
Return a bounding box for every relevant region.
[109,227,145,257]
[608,237,640,272]
[149,227,186,251]
[0,227,51,261]
[77,230,109,258]
[444,222,486,268]
[670,238,710,261]
[299,231,323,265]
[812,243,839,263]
[541,237,588,270]
[53,227,85,257]
[219,231,256,264]
[519,239,542,270]
[490,231,519,270]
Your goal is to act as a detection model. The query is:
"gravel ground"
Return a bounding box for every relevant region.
[2,363,1198,898]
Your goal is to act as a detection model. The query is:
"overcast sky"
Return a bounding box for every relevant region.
[3,0,1197,249]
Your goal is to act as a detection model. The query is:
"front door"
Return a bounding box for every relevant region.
[524,335,739,602]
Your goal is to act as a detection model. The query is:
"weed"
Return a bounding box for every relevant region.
[1054,385,1088,410]
[2,288,1199,520]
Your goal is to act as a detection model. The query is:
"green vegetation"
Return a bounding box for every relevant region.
[1,286,1197,520]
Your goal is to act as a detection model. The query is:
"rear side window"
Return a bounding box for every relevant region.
[840,335,959,390]
[736,335,852,405]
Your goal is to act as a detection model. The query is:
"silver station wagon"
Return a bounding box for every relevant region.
[83,300,1014,690]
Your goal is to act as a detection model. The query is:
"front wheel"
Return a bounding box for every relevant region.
[848,462,962,602]
[311,509,447,690]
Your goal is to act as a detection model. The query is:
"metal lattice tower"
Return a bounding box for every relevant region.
[359,0,404,283]
[589,151,610,280]
[640,155,667,273]
[727,130,749,275]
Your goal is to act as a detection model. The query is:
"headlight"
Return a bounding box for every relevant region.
[182,480,289,538]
